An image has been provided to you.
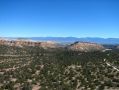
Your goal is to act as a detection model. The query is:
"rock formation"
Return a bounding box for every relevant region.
[0,39,59,49]
[67,41,105,52]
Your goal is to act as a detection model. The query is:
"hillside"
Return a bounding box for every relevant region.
[0,45,119,90]
[67,42,105,52]
[0,39,60,49]
[0,39,106,52]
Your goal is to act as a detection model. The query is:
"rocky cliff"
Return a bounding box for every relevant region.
[0,39,105,51]
[0,39,58,49]
[67,42,105,52]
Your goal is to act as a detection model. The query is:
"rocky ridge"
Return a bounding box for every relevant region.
[67,41,105,52]
[0,39,105,51]
[0,39,58,49]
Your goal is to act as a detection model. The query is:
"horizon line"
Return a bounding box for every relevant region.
[0,36,119,39]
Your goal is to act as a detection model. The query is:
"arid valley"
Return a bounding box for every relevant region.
[0,39,119,90]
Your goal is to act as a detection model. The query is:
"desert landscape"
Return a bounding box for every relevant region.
[0,39,119,90]
[0,0,119,89]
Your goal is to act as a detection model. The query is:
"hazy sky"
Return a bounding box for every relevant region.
[0,0,119,37]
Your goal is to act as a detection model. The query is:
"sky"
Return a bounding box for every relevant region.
[0,0,119,38]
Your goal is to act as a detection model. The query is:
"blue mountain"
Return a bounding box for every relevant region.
[29,37,119,44]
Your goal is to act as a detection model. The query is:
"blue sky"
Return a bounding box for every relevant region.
[0,0,119,38]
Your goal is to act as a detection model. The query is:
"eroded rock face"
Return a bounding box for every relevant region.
[0,39,59,49]
[0,40,36,47]
[0,40,105,51]
[67,42,105,52]
[39,41,59,49]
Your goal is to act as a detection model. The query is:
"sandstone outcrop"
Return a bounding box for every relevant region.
[0,39,59,49]
[67,42,105,52]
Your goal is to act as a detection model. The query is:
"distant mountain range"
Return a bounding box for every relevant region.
[29,37,119,44]
[1,37,119,44]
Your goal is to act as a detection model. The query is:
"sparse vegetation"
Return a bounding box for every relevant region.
[0,45,119,90]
